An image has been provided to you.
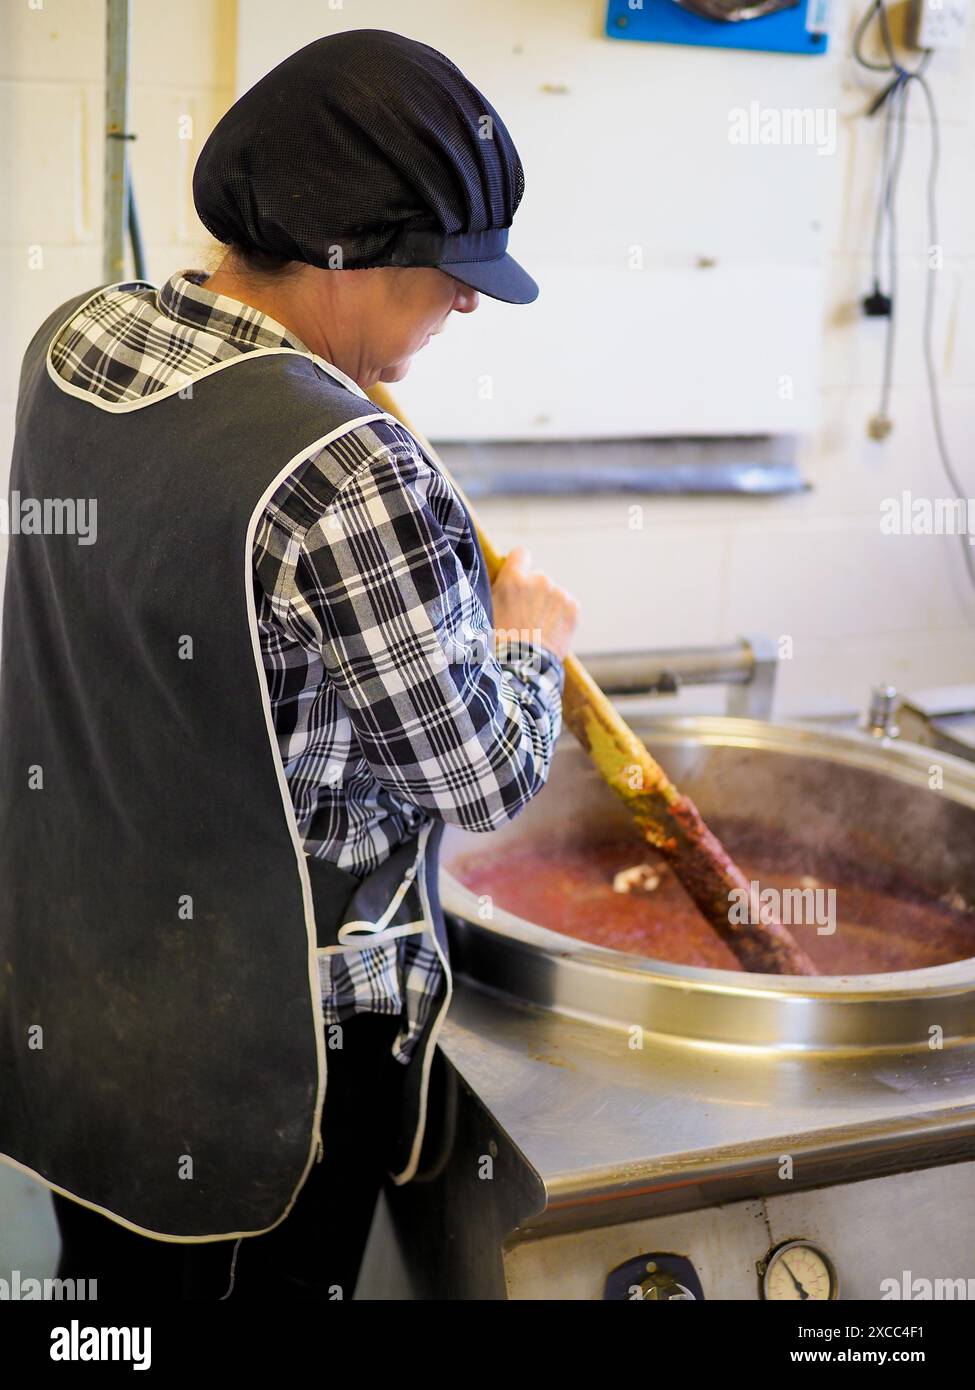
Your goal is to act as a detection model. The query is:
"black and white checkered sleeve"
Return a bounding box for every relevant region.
[279,436,565,831]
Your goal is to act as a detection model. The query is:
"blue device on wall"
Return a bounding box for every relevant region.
[606,0,831,55]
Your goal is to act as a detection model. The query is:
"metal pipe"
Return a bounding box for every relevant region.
[575,636,779,720]
[865,683,901,739]
[575,642,756,695]
[103,0,132,285]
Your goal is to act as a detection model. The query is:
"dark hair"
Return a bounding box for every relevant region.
[219,241,303,280]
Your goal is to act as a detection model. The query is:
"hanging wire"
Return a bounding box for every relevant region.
[913,72,975,591]
[127,158,148,282]
[853,2,974,596]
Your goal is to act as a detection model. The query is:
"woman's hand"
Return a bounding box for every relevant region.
[490,546,580,661]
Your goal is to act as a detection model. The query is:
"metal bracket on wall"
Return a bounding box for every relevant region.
[435,436,808,500]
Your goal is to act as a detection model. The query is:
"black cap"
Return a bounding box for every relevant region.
[192,29,538,305]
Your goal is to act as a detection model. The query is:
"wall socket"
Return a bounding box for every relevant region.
[909,0,970,49]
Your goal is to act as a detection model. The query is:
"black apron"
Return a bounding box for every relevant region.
[0,287,492,1240]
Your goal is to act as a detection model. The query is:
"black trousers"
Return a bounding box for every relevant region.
[52,1012,405,1301]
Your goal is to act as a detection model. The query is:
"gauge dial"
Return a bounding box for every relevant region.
[761,1241,838,1301]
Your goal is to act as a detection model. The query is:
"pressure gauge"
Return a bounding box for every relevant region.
[759,1240,838,1301]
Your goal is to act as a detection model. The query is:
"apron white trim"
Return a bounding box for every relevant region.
[320,922,427,955]
[44,279,372,412]
[389,825,455,1187]
[240,424,392,1217]
[325,822,432,952]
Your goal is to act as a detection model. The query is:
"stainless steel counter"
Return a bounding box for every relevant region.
[437,981,975,1236]
[358,715,975,1299]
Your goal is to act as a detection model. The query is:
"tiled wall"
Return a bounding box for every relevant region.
[0,0,235,460]
[3,0,974,723]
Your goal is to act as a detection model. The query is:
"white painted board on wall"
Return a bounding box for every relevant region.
[235,0,838,440]
[404,263,824,440]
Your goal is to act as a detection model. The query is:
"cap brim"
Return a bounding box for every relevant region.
[440,251,538,304]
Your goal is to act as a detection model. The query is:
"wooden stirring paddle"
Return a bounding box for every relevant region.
[366,385,817,977]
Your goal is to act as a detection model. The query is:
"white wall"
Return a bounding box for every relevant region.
[238,0,833,438]
[2,0,974,721]
[0,0,236,460]
[235,0,975,717]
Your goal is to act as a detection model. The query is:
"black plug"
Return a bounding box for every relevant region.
[863,283,893,317]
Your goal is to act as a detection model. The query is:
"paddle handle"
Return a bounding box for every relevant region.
[366,385,817,975]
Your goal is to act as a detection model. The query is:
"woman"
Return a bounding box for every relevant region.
[0,29,578,1299]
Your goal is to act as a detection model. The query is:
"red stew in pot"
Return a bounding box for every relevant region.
[449,822,975,975]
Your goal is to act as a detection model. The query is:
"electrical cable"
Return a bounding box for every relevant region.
[852,0,901,72]
[127,157,148,282]
[853,3,974,596]
[913,71,975,590]
[856,8,930,434]
[879,74,913,429]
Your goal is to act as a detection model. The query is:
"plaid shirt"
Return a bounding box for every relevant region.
[48,270,564,1064]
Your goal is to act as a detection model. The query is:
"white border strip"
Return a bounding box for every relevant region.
[389,821,455,1186]
[240,417,395,1227]
[44,279,371,411]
